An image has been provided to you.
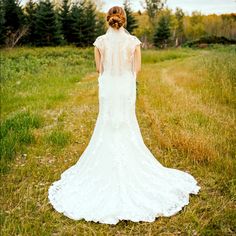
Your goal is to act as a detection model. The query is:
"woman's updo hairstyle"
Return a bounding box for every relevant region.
[106,6,126,29]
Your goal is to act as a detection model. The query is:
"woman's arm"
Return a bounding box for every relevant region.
[94,47,101,73]
[134,45,141,75]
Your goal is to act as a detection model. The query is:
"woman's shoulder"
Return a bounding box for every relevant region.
[95,34,107,41]
[128,34,142,45]
[93,34,107,48]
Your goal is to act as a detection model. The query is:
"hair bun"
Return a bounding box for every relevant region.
[106,6,126,29]
[108,14,124,29]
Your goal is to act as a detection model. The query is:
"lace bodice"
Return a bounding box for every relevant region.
[93,26,141,76]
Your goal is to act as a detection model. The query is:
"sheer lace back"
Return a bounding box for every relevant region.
[93,26,141,76]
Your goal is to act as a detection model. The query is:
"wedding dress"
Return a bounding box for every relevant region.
[48,26,201,225]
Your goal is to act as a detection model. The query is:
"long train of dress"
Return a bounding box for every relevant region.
[48,70,201,225]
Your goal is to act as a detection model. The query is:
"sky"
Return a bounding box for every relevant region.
[102,0,236,15]
[20,0,236,15]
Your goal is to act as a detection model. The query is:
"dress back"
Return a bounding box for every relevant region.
[93,26,141,76]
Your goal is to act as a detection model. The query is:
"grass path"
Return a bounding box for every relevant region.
[1,47,235,235]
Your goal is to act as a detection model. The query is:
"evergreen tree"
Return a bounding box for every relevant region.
[123,0,138,34]
[34,0,62,46]
[2,0,25,32]
[68,3,82,44]
[60,0,72,43]
[0,0,6,45]
[153,14,171,48]
[69,0,96,46]
[81,0,96,46]
[95,13,106,37]
[2,0,26,46]
[24,0,37,44]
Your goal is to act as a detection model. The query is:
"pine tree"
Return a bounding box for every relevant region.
[60,0,72,43]
[81,0,96,46]
[2,0,26,46]
[34,0,62,46]
[68,3,82,44]
[95,13,106,38]
[69,0,96,46]
[123,0,138,34]
[2,0,25,32]
[153,14,171,48]
[0,0,6,45]
[24,0,37,45]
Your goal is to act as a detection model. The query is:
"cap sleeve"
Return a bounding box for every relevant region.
[130,35,142,53]
[93,36,103,50]
[132,35,142,46]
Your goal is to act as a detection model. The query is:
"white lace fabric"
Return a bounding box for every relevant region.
[93,26,141,76]
[48,26,201,225]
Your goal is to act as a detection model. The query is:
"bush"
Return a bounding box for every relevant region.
[183,36,236,48]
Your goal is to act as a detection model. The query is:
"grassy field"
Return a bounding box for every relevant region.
[0,45,235,235]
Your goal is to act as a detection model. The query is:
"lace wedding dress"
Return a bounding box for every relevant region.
[48,26,201,225]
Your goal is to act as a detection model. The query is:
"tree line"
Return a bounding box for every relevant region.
[0,0,103,47]
[135,1,236,48]
[0,0,235,48]
[0,0,139,48]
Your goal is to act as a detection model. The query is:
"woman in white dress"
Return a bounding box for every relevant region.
[48,6,201,225]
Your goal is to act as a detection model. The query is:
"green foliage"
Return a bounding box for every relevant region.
[0,0,104,47]
[0,111,43,173]
[144,0,166,24]
[183,36,236,48]
[1,47,94,113]
[24,0,37,45]
[95,13,106,37]
[201,209,236,235]
[66,3,81,44]
[0,0,6,45]
[1,0,25,46]
[34,0,62,46]
[174,7,185,45]
[188,11,206,40]
[78,0,97,46]
[142,48,194,63]
[1,0,236,48]
[45,128,72,147]
[193,48,236,108]
[60,0,98,46]
[2,0,25,32]
[153,14,171,48]
[123,0,138,34]
[59,0,71,44]
[1,46,94,172]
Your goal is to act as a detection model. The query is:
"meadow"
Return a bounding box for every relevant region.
[0,45,235,235]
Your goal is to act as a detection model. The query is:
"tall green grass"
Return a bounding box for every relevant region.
[0,111,43,173]
[195,49,236,107]
[1,46,94,173]
[142,47,197,64]
[44,127,72,147]
[1,46,94,117]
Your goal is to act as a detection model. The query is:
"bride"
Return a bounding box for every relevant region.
[48,6,201,225]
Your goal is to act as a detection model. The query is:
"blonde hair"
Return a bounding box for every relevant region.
[106,6,126,29]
